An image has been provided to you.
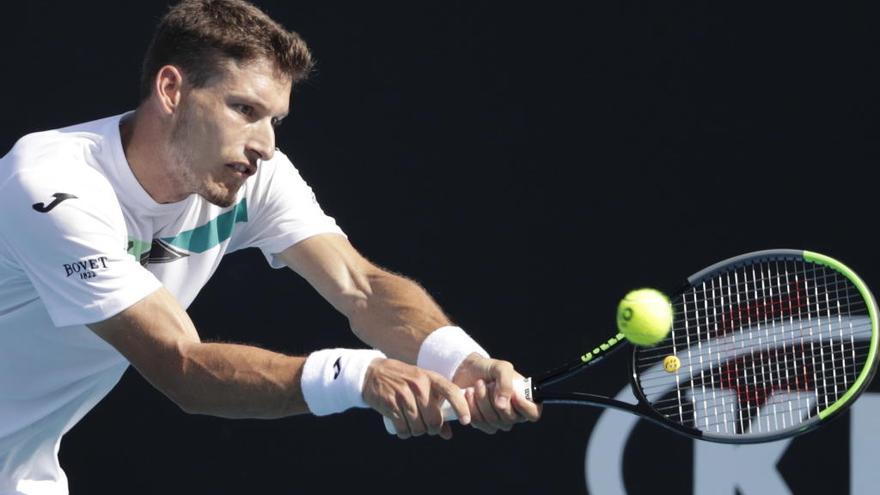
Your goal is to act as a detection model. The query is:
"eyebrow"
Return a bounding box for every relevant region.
[229,93,288,120]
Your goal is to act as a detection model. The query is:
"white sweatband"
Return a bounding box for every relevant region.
[417,326,490,380]
[301,348,386,416]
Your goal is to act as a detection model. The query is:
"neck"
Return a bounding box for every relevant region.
[120,108,189,204]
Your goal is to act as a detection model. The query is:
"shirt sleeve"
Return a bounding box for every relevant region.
[0,167,162,327]
[230,152,346,268]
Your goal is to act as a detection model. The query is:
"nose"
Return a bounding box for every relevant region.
[246,119,275,163]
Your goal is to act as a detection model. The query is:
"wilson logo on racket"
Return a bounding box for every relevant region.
[717,279,808,337]
[580,333,625,363]
[658,337,853,435]
[714,343,818,434]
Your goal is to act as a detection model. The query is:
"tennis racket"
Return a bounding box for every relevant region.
[383,249,879,443]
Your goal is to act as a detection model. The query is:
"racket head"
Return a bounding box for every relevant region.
[630,249,879,443]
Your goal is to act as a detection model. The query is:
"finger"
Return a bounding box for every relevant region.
[398,390,427,437]
[474,380,505,433]
[464,385,495,434]
[374,392,411,439]
[431,375,471,426]
[388,410,411,439]
[511,392,542,422]
[414,378,444,436]
[488,362,519,423]
[439,422,453,440]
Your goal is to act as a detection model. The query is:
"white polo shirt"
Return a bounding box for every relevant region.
[0,113,345,494]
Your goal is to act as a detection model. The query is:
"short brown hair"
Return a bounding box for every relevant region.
[139,0,313,100]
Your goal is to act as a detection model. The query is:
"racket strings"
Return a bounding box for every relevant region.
[649,288,866,355]
[652,396,826,434]
[667,294,867,337]
[644,347,871,412]
[638,342,873,388]
[633,259,873,438]
[666,268,863,338]
[635,320,873,365]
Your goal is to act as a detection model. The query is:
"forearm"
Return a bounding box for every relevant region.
[168,342,307,419]
[277,235,452,361]
[348,271,451,362]
[88,288,314,420]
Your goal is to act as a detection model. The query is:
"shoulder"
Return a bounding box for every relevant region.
[0,118,122,212]
[0,120,129,244]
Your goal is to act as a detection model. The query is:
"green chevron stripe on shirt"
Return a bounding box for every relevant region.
[127,238,153,260]
[160,199,249,253]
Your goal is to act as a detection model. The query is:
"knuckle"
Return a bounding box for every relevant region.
[419,371,438,388]
[413,376,427,389]
[394,389,410,404]
[382,392,398,407]
[423,369,443,381]
[404,404,419,418]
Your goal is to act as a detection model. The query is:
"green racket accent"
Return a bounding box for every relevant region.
[580,333,626,363]
[804,250,879,419]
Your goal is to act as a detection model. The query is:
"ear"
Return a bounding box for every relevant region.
[153,65,185,115]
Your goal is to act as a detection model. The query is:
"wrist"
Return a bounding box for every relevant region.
[417,326,489,380]
[301,348,386,416]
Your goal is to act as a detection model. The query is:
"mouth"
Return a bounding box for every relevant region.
[226,162,256,178]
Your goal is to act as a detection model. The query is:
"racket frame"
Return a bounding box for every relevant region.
[532,249,880,444]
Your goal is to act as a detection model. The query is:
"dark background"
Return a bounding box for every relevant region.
[2,1,878,494]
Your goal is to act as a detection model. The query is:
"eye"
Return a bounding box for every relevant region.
[235,104,255,117]
[271,117,284,128]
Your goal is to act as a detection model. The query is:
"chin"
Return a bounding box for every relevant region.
[199,186,239,208]
[206,196,236,208]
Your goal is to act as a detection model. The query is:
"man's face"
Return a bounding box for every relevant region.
[168,57,292,207]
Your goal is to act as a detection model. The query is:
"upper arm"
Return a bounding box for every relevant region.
[87,286,200,404]
[276,233,382,318]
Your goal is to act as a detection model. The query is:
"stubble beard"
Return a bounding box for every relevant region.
[168,106,239,208]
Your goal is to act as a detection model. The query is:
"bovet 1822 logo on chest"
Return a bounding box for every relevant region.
[63,256,110,280]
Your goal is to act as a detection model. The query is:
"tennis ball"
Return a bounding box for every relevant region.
[617,288,673,346]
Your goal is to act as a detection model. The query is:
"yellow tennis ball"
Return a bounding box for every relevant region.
[617,288,673,346]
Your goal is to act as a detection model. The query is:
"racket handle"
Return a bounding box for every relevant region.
[382,377,532,435]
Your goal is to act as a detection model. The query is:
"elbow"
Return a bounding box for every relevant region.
[169,389,200,415]
[346,295,371,330]
[162,379,202,416]
[340,271,379,324]
[151,377,199,415]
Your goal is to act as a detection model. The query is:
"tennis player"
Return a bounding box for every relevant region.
[0,1,540,493]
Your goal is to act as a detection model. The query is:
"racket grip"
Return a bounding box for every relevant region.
[382,377,532,435]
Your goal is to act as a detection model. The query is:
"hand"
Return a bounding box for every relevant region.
[362,358,471,440]
[452,354,542,434]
